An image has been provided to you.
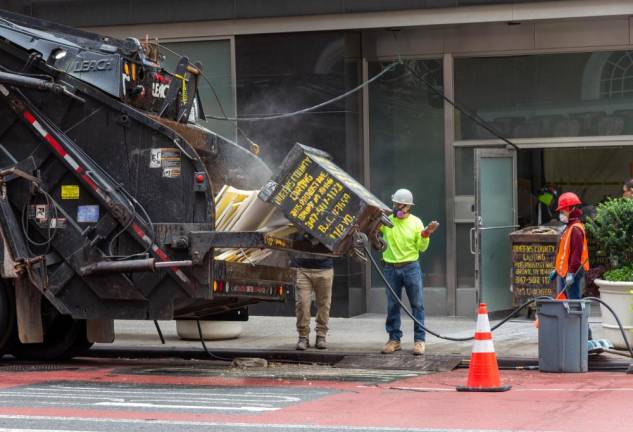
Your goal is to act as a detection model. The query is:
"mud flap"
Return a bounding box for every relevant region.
[15,277,43,343]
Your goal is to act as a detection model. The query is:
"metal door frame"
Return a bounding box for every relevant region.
[473,147,517,305]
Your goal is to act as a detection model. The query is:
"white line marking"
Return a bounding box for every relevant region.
[0,417,559,432]
[391,386,633,392]
[21,386,303,401]
[0,392,275,406]
[94,401,279,411]
[0,429,93,432]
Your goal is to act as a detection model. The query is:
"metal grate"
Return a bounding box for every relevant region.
[0,364,79,372]
[334,354,462,372]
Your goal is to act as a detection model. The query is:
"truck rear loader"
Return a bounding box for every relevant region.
[0,10,390,360]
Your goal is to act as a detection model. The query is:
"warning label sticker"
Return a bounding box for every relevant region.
[35,204,48,223]
[50,218,67,229]
[77,205,100,223]
[61,185,80,200]
[150,148,181,178]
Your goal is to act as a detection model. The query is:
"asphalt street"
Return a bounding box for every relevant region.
[0,356,631,432]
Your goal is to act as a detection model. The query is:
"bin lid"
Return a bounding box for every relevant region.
[509,225,563,242]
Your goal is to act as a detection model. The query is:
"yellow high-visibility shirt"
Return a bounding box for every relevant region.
[380,214,429,264]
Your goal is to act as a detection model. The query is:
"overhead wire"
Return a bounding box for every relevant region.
[157,41,399,122]
[203,61,399,122]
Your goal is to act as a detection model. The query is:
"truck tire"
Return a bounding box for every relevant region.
[12,298,85,361]
[61,322,94,359]
[0,281,16,358]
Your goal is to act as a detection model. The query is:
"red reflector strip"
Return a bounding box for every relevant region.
[20,111,192,286]
[81,174,98,190]
[23,110,102,194]
[131,223,145,238]
[23,111,36,124]
[474,332,492,340]
[44,133,67,157]
[152,246,169,261]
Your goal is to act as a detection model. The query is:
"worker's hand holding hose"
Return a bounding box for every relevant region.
[421,221,440,238]
[565,273,574,286]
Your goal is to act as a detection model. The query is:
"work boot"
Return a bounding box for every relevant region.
[413,341,425,356]
[296,337,309,351]
[381,340,401,354]
[315,336,327,350]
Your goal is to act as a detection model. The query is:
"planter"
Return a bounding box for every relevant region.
[176,320,242,341]
[594,279,633,349]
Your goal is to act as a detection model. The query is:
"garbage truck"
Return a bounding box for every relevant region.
[0,10,390,360]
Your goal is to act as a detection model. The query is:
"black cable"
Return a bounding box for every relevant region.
[363,240,535,341]
[403,62,520,152]
[585,297,633,359]
[158,41,398,122]
[20,187,59,256]
[363,236,633,352]
[153,320,165,344]
[196,320,232,362]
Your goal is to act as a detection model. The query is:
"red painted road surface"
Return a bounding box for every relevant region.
[0,362,632,431]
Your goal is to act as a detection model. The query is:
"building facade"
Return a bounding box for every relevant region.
[5,0,633,316]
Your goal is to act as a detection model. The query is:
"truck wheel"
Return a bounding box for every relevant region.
[0,281,16,358]
[62,322,94,359]
[12,298,85,361]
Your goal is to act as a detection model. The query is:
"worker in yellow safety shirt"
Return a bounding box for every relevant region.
[379,188,439,356]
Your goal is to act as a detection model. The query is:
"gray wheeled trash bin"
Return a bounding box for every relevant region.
[537,299,590,373]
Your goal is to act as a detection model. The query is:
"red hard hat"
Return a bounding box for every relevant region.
[556,192,581,211]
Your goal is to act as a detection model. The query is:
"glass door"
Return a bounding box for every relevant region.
[473,148,517,312]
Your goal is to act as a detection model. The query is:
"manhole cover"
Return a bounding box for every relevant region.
[334,353,462,372]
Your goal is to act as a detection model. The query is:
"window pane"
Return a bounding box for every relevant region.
[456,223,475,288]
[235,32,363,317]
[369,60,446,287]
[162,40,235,141]
[455,147,474,195]
[235,33,361,174]
[455,51,633,140]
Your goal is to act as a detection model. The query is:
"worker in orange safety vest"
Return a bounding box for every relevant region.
[549,192,590,300]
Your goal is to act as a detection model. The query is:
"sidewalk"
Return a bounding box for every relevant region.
[104,313,611,360]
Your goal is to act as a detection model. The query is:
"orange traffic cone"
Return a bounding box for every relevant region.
[457,303,511,392]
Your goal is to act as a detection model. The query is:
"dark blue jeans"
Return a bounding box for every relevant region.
[383,261,425,342]
[556,269,591,339]
[556,269,585,300]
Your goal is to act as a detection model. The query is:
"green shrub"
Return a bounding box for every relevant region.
[604,264,633,282]
[586,198,633,282]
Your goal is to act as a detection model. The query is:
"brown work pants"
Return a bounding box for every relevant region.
[295,268,334,338]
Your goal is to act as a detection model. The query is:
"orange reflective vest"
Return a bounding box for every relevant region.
[555,222,590,277]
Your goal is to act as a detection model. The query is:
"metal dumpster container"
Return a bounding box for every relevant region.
[509,226,563,307]
[259,144,390,255]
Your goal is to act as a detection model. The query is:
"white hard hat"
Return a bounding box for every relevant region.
[391,188,414,205]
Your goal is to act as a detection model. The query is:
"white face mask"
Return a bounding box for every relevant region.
[559,213,569,224]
